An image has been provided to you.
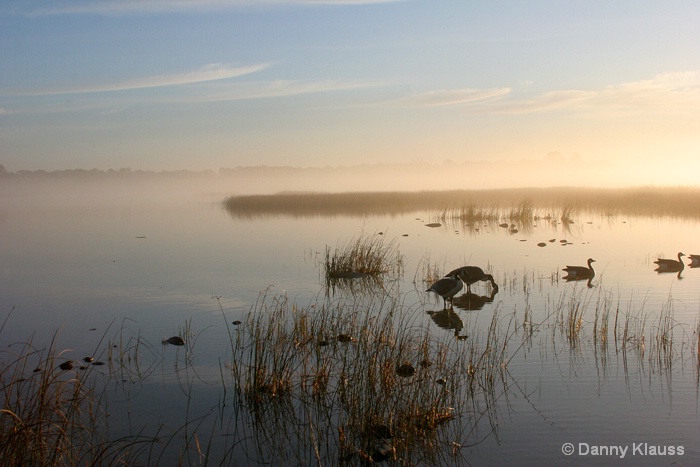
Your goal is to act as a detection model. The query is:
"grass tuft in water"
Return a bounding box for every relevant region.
[324,233,403,281]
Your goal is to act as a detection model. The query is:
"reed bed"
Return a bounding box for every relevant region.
[324,233,404,282]
[0,330,162,466]
[226,291,513,465]
[224,186,700,220]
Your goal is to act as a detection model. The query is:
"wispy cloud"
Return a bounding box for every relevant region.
[23,63,270,96]
[8,0,405,16]
[189,79,379,102]
[386,87,512,108]
[495,71,700,117]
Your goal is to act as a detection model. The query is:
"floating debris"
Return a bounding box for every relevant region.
[163,336,185,346]
[396,362,416,378]
[58,361,73,371]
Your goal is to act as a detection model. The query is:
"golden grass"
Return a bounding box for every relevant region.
[226,291,512,464]
[224,186,700,220]
[324,233,404,282]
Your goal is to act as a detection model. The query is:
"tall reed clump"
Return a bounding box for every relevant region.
[324,233,403,281]
[227,291,512,465]
[0,333,113,465]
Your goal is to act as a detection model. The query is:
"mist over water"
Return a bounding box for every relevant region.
[2,176,700,465]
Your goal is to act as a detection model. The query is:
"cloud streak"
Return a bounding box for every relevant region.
[385,87,511,108]
[494,71,700,117]
[23,63,270,96]
[8,0,405,16]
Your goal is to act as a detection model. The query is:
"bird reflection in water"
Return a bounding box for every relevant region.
[452,288,499,311]
[428,308,465,339]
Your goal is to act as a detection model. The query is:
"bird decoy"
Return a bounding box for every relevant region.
[426,271,463,308]
[654,252,685,272]
[562,258,596,280]
[447,266,498,292]
[687,254,700,268]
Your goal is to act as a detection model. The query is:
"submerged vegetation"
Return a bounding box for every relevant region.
[224,186,700,220]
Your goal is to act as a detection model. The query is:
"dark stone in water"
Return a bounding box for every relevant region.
[58,361,73,371]
[164,336,185,346]
[396,362,416,377]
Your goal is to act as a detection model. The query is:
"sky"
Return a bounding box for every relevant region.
[1,1,700,186]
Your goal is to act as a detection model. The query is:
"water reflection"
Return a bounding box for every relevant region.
[427,307,464,337]
[452,289,499,311]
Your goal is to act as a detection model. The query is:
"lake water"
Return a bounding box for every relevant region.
[2,182,700,465]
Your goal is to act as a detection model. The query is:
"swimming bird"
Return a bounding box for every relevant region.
[654,252,685,272]
[447,266,498,292]
[426,271,463,308]
[687,254,700,268]
[562,258,596,280]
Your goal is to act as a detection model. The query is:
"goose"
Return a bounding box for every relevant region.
[654,252,685,272]
[562,258,596,280]
[447,266,498,292]
[687,254,700,268]
[426,271,463,308]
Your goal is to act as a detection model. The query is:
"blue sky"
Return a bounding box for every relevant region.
[1,1,700,185]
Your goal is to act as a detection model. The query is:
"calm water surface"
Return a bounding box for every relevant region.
[2,185,700,465]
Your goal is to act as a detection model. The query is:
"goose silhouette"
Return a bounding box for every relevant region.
[426,271,463,308]
[654,252,684,272]
[562,258,596,281]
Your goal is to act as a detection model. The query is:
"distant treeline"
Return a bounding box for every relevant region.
[0,165,218,180]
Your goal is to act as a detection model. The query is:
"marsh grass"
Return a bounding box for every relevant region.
[324,233,403,282]
[0,327,163,466]
[227,291,514,465]
[224,187,700,220]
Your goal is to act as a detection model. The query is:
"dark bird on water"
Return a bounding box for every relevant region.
[654,252,685,272]
[426,271,463,308]
[447,266,498,292]
[562,258,596,280]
